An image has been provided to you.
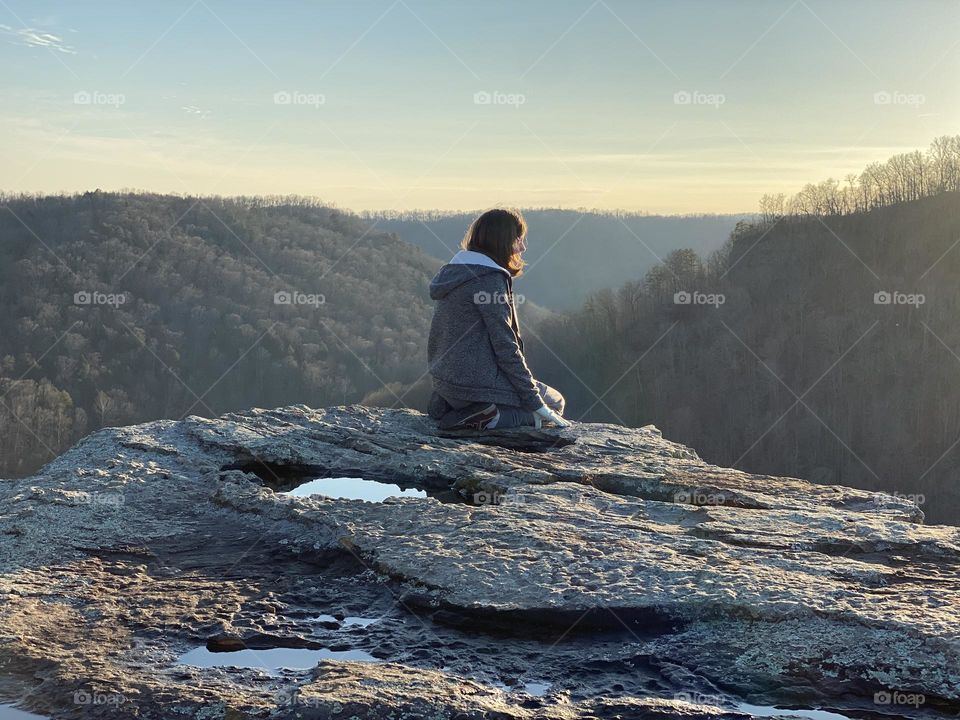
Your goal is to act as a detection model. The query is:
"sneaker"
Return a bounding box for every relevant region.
[440,403,499,430]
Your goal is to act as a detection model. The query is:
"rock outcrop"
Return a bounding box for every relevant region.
[0,404,957,719]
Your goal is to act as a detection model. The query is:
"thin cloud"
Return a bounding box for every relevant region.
[0,24,76,54]
[181,105,212,120]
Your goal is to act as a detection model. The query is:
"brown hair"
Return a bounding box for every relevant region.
[461,208,527,277]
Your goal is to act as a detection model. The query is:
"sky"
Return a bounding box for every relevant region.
[0,0,957,214]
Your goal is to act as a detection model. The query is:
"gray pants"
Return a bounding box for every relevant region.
[445,381,565,429]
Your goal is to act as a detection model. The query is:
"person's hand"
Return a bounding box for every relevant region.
[534,405,571,428]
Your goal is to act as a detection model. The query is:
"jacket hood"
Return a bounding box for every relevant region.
[429,250,510,300]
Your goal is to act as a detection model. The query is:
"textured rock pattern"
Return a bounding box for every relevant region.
[0,404,957,719]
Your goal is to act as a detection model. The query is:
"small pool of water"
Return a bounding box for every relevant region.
[285,477,427,502]
[735,702,854,720]
[0,705,47,720]
[521,682,551,696]
[343,616,379,627]
[313,614,379,627]
[492,681,551,696]
[179,646,379,672]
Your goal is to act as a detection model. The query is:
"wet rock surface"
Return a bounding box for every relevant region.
[0,404,957,719]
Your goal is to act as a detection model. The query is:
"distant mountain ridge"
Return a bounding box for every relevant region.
[368,209,745,310]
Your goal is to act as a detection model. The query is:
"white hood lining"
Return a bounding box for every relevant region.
[448,249,510,275]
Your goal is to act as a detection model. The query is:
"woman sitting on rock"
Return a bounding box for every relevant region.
[426,208,571,430]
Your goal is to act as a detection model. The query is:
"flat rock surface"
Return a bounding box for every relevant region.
[0,404,957,719]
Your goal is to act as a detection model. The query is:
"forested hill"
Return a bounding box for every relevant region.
[0,192,440,477]
[368,210,743,310]
[529,190,960,524]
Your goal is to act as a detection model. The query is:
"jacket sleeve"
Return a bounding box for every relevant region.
[473,275,544,412]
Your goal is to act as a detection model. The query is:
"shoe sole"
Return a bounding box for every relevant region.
[459,404,498,430]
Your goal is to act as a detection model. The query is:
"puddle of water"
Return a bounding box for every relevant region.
[521,682,551,696]
[735,702,854,720]
[492,681,551,697]
[312,614,379,627]
[344,616,379,627]
[285,477,427,503]
[0,706,47,720]
[179,646,378,672]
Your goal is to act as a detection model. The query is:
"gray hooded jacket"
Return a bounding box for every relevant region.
[427,250,543,412]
